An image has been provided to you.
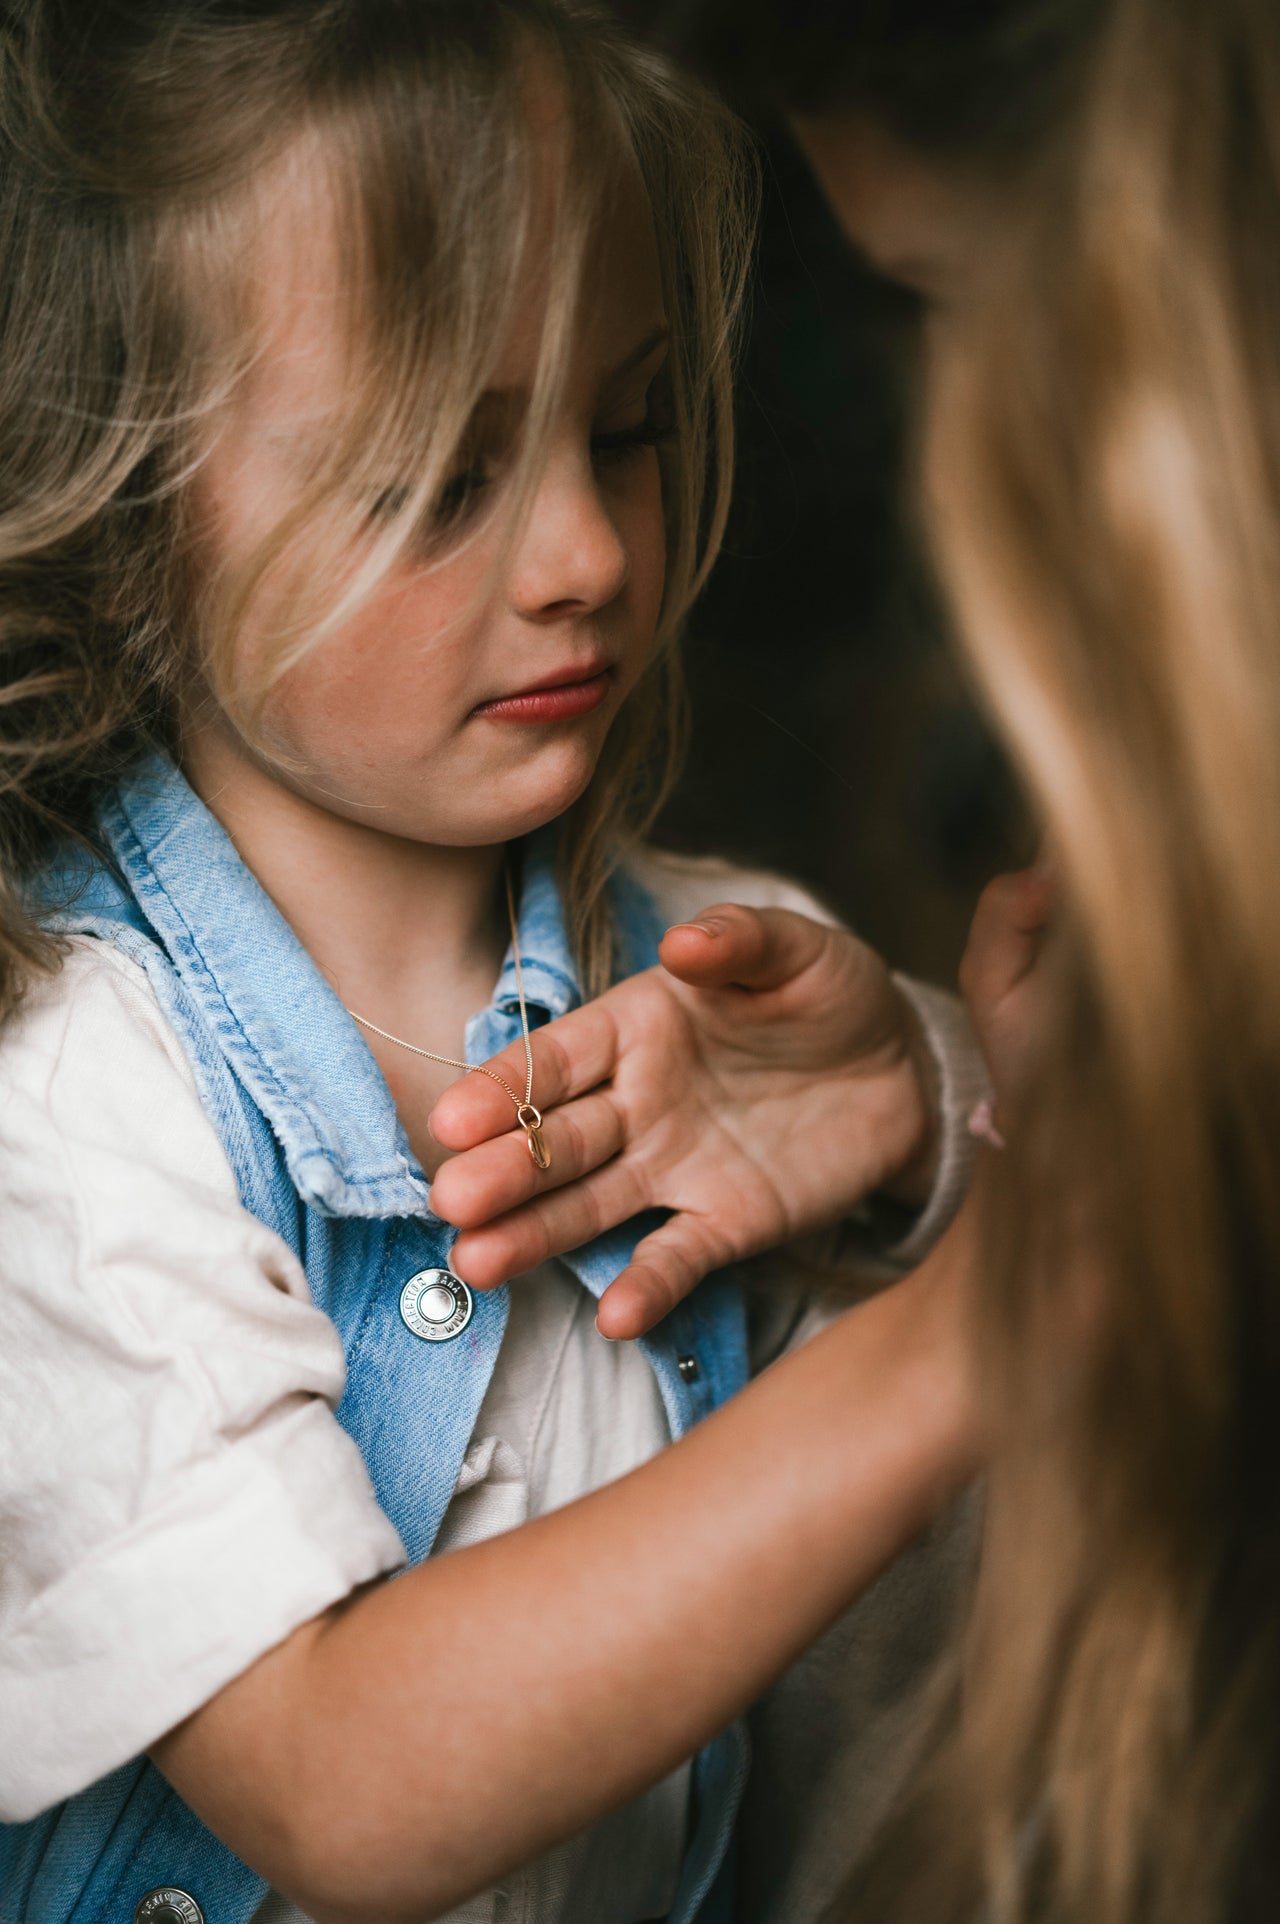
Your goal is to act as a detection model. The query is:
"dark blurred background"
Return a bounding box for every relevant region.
[652,120,1027,985]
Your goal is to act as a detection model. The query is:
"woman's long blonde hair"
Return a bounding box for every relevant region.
[0,0,755,1012]
[854,1,1280,1919]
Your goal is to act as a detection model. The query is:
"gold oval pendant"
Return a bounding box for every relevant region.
[526,1125,551,1171]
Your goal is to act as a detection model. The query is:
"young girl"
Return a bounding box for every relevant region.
[0,5,983,1923]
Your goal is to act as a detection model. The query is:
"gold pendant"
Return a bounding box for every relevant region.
[526,1126,550,1170]
[517,1102,551,1172]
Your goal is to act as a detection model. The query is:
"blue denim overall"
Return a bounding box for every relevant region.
[0,757,750,1924]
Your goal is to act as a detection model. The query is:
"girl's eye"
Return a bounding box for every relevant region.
[592,393,676,469]
[434,461,494,522]
[367,464,494,531]
[368,484,411,522]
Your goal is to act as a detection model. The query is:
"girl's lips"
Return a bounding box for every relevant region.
[472,668,614,724]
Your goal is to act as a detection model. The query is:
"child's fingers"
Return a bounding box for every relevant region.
[659,904,833,995]
[447,1152,652,1288]
[428,1069,520,1150]
[594,1216,732,1340]
[429,1002,621,1150]
[431,1089,626,1228]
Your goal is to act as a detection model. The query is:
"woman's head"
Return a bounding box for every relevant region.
[625,0,1101,302]
[0,0,755,1002]
[640,1,1280,1919]
[917,4,1280,1906]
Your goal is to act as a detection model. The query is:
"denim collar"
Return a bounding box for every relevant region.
[97,754,583,1221]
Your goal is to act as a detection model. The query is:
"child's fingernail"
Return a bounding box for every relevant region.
[670,917,727,938]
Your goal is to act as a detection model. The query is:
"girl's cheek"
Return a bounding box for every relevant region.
[614,459,667,627]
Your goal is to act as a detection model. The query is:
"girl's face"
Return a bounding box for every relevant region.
[190,172,670,848]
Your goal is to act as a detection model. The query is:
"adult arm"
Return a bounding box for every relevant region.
[153,1213,978,1924]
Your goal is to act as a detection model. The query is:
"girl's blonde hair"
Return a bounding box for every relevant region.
[0,0,756,1011]
[839,1,1280,1920]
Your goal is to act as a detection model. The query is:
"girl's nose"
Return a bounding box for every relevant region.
[509,455,630,622]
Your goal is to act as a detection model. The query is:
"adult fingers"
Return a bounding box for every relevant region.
[958,868,1055,1013]
[658,904,837,995]
[429,1000,621,1151]
[430,1089,627,1229]
[447,1153,653,1289]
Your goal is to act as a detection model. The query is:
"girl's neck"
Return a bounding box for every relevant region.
[181,721,509,1053]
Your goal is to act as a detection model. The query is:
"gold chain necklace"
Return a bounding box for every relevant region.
[346,863,551,1171]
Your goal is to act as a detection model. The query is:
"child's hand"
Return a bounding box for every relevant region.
[429,906,941,1339]
[958,862,1057,1114]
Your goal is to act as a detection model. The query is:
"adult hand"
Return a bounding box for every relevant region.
[429,905,940,1339]
[959,861,1056,1113]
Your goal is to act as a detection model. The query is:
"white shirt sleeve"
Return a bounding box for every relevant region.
[629,848,986,1269]
[0,940,406,1823]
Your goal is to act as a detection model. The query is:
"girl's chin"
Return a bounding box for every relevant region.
[472,770,602,843]
[469,736,610,834]
[274,729,611,845]
[387,753,606,848]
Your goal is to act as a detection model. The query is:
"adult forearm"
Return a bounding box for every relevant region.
[153,1235,975,1923]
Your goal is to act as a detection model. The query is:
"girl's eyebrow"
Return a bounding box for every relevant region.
[606,323,671,382]
[478,325,671,410]
[260,328,676,461]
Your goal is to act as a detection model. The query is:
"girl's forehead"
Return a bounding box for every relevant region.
[240,153,667,431]
[510,177,667,392]
[235,144,354,400]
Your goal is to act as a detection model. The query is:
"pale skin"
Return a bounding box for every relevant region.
[149,117,983,1923]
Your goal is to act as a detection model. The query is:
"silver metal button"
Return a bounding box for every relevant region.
[399,1268,473,1342]
[134,1891,205,1924]
[420,1282,457,1322]
[677,1353,700,1384]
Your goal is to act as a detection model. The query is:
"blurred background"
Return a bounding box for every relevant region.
[651,118,1027,985]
